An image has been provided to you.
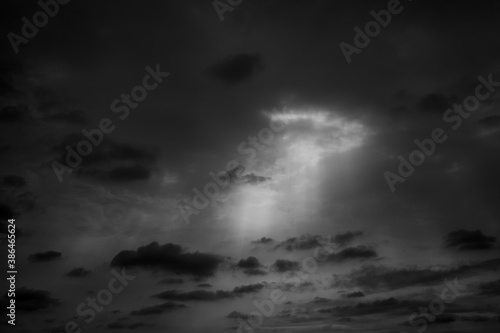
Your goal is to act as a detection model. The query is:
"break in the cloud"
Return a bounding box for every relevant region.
[444,229,497,250]
[27,250,62,263]
[110,242,223,277]
[208,53,264,84]
[153,283,264,301]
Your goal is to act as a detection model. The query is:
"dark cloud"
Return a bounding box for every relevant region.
[197,283,212,288]
[28,250,62,263]
[52,135,158,182]
[417,93,455,114]
[208,53,264,84]
[275,231,363,251]
[334,258,500,292]
[251,237,274,244]
[110,242,223,277]
[275,234,323,251]
[158,277,184,284]
[0,203,18,219]
[326,246,378,262]
[272,259,301,272]
[2,175,26,188]
[0,105,28,123]
[41,109,87,125]
[478,279,500,295]
[331,231,364,247]
[3,287,60,312]
[66,267,91,278]
[131,301,186,316]
[344,291,365,298]
[236,256,261,269]
[478,115,500,127]
[103,165,151,182]
[227,311,251,320]
[154,283,264,301]
[243,268,268,276]
[241,173,271,184]
[320,297,418,317]
[445,229,497,250]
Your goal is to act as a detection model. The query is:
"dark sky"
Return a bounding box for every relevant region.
[1,1,499,332]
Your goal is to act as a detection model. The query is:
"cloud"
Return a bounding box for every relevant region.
[3,287,60,312]
[41,109,87,125]
[444,229,497,250]
[154,283,264,301]
[321,297,418,317]
[131,301,186,316]
[275,231,364,251]
[344,291,365,298]
[326,246,378,262]
[66,267,91,278]
[2,175,26,188]
[417,93,455,114]
[243,268,268,276]
[158,277,184,284]
[333,259,500,292]
[208,53,264,84]
[110,242,223,277]
[103,165,151,182]
[28,250,62,262]
[275,234,323,251]
[331,231,364,247]
[236,256,261,269]
[272,259,301,272]
[478,279,500,295]
[0,105,29,123]
[251,237,274,244]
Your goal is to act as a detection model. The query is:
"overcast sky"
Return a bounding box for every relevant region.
[1,1,499,332]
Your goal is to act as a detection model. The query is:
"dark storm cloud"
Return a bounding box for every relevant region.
[243,268,268,276]
[130,301,186,316]
[275,231,364,251]
[0,203,18,219]
[53,135,158,166]
[272,259,301,272]
[208,53,264,84]
[333,258,500,291]
[236,256,261,269]
[28,250,62,262]
[154,283,264,301]
[477,279,500,295]
[320,298,417,317]
[2,175,26,188]
[251,237,274,244]
[110,242,223,277]
[275,234,323,251]
[52,135,158,182]
[66,267,91,278]
[4,287,60,312]
[478,115,500,127]
[417,93,455,114]
[331,231,364,247]
[102,165,151,182]
[444,229,497,250]
[0,105,29,123]
[241,173,271,184]
[158,277,184,284]
[326,246,378,262]
[41,109,87,125]
[344,291,365,298]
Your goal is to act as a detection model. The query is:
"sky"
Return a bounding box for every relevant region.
[0,0,499,332]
